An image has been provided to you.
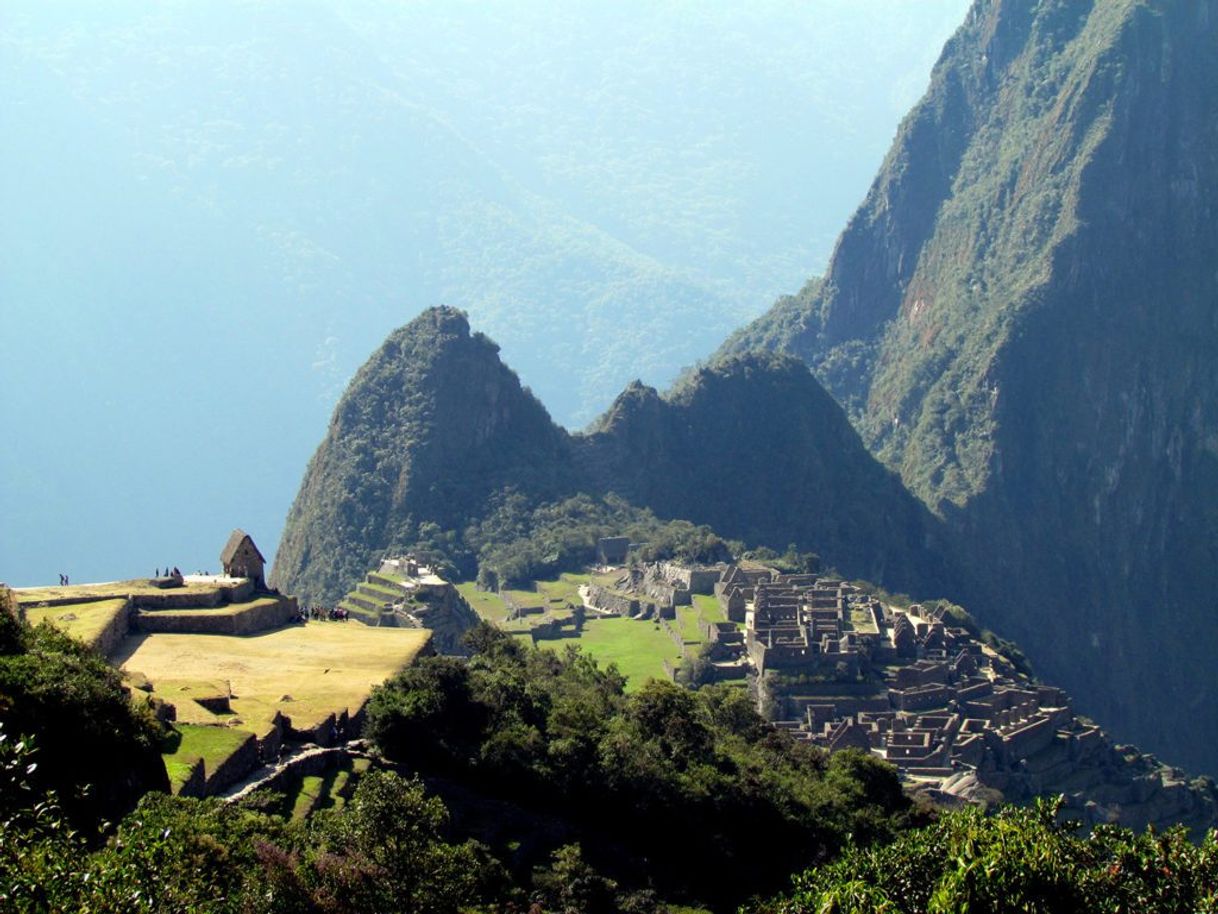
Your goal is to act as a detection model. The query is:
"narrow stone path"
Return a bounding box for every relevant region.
[221,741,365,803]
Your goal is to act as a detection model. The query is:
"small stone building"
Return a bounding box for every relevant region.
[596,536,630,565]
[221,529,266,590]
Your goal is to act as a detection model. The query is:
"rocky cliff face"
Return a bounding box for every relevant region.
[723,0,1218,773]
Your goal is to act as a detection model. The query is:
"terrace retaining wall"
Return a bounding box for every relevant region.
[93,599,134,657]
[135,596,298,636]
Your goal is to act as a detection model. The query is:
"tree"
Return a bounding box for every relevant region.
[0,618,168,834]
[531,844,619,914]
[308,771,492,914]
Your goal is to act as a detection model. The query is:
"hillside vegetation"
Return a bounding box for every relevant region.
[0,588,167,833]
[720,0,1218,775]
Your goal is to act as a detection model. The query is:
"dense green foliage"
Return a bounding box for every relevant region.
[2,597,1215,911]
[0,745,497,914]
[366,623,915,908]
[469,492,735,588]
[750,799,1218,914]
[0,601,167,832]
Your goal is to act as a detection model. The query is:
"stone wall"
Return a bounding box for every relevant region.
[93,598,133,658]
[288,710,346,746]
[659,563,723,594]
[225,745,351,804]
[203,730,261,796]
[132,579,255,609]
[135,596,298,636]
[176,758,207,799]
[585,585,638,616]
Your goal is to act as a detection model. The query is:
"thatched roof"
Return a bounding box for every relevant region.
[221,529,265,565]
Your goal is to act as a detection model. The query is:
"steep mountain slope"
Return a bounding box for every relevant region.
[273,309,949,611]
[273,308,575,604]
[581,355,950,592]
[722,0,1218,773]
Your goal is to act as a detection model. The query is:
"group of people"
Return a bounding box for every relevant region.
[57,573,70,586]
[295,605,349,623]
[154,567,183,578]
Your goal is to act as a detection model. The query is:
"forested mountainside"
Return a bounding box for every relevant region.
[721,0,1218,774]
[273,309,576,606]
[273,308,949,611]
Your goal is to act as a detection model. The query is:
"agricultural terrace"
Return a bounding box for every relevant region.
[24,598,128,649]
[14,578,236,604]
[459,571,730,690]
[573,616,683,691]
[163,723,254,794]
[115,625,432,738]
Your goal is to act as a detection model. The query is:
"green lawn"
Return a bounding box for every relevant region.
[163,724,254,793]
[674,604,704,643]
[564,616,683,692]
[457,582,512,624]
[692,593,725,624]
[292,774,326,821]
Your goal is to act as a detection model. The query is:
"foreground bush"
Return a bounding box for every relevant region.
[750,799,1218,914]
[366,623,915,907]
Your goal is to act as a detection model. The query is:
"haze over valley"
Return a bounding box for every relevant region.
[0,0,966,586]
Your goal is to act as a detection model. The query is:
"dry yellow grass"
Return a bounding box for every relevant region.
[24,598,128,648]
[15,580,228,604]
[115,625,431,733]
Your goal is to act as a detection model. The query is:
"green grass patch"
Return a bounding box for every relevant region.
[329,768,352,811]
[457,582,511,624]
[562,616,683,692]
[692,593,725,624]
[501,586,546,611]
[165,759,201,794]
[356,581,401,601]
[163,724,253,793]
[674,605,705,643]
[292,774,326,821]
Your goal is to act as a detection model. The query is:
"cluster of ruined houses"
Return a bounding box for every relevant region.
[714,565,1110,779]
[594,552,1115,786]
